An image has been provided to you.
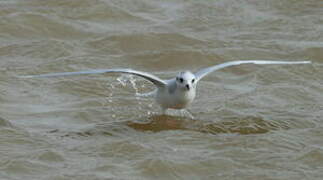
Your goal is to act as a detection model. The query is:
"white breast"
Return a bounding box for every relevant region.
[155,80,196,109]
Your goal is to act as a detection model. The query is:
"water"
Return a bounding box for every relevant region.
[1,0,323,179]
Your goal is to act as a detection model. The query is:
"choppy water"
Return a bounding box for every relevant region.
[1,0,323,179]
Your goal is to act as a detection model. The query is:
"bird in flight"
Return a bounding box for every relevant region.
[22,60,311,113]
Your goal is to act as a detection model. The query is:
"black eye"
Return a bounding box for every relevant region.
[192,79,195,83]
[179,78,183,83]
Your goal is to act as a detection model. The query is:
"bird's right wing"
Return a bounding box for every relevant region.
[21,68,167,87]
[194,60,311,81]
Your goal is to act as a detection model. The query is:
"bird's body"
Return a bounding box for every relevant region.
[156,78,196,111]
[22,60,311,113]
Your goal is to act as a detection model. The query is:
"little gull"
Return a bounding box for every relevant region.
[22,60,311,113]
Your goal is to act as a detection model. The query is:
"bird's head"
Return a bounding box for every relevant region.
[175,71,196,91]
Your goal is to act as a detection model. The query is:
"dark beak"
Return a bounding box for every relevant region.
[186,84,190,90]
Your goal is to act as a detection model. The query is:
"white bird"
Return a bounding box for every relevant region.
[23,60,311,113]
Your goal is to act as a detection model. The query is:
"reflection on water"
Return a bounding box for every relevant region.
[128,115,195,132]
[128,115,287,134]
[55,113,292,138]
[1,0,323,179]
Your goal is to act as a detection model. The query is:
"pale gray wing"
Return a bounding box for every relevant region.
[21,68,167,87]
[194,60,311,81]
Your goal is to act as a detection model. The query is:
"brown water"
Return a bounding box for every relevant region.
[1,0,323,179]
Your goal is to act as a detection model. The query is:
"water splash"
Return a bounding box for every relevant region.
[128,75,140,96]
[116,74,141,96]
[116,75,128,87]
[164,109,195,119]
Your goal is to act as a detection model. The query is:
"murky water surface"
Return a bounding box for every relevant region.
[1,0,323,179]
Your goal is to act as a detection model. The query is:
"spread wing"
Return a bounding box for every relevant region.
[21,68,167,87]
[194,60,311,81]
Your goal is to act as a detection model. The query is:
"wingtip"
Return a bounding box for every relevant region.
[297,60,312,65]
[17,74,49,79]
[18,75,33,79]
[282,60,312,64]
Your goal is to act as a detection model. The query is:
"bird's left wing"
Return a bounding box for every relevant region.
[21,68,167,87]
[194,60,311,81]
